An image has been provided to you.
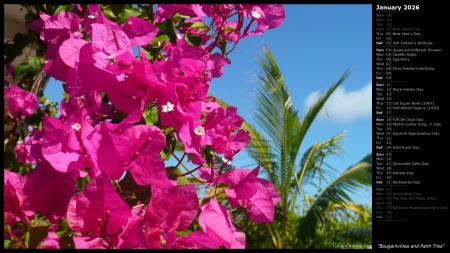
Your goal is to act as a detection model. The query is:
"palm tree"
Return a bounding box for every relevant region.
[229,47,372,249]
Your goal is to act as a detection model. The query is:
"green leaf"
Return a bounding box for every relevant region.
[202,146,215,167]
[49,107,57,117]
[56,219,71,237]
[108,4,130,17]
[222,26,236,32]
[40,96,50,105]
[13,33,30,50]
[218,39,227,54]
[161,131,176,160]
[58,233,75,249]
[26,225,50,249]
[143,108,159,126]
[35,40,48,58]
[27,57,43,73]
[171,12,190,23]
[172,13,190,19]
[118,7,141,23]
[155,19,177,45]
[53,4,69,15]
[187,22,208,31]
[25,109,44,128]
[36,48,46,58]
[4,150,19,171]
[166,167,188,185]
[12,63,29,80]
[4,43,22,64]
[160,150,171,160]
[56,219,75,249]
[102,6,117,20]
[24,11,39,23]
[6,242,23,249]
[185,34,202,46]
[4,239,11,248]
[150,34,170,46]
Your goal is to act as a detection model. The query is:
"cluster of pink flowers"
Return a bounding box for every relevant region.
[4,4,285,249]
[4,85,39,121]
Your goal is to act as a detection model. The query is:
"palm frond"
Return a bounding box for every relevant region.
[252,47,304,221]
[290,70,351,162]
[293,132,345,195]
[297,153,372,243]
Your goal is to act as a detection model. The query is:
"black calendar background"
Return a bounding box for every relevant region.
[372,1,448,248]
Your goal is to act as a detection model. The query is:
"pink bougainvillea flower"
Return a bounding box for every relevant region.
[154,81,201,135]
[104,52,163,113]
[39,11,83,59]
[67,173,132,249]
[144,184,199,234]
[121,125,172,188]
[84,4,115,36]
[59,90,113,125]
[207,53,231,78]
[90,23,132,70]
[14,140,35,164]
[94,111,172,188]
[22,162,77,223]
[40,109,93,178]
[28,11,50,33]
[202,106,240,154]
[117,212,150,249]
[4,169,29,225]
[25,128,45,163]
[138,183,200,249]
[160,43,210,83]
[215,19,240,44]
[197,197,245,249]
[42,56,78,85]
[167,230,214,249]
[73,4,82,12]
[241,4,285,38]
[71,43,115,95]
[197,166,217,182]
[59,38,88,68]
[201,4,234,20]
[154,4,205,23]
[120,16,159,47]
[219,165,260,200]
[223,129,251,161]
[201,96,221,113]
[222,165,281,224]
[4,85,39,119]
[179,106,248,165]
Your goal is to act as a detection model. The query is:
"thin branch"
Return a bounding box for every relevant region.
[4,226,27,249]
[166,148,206,183]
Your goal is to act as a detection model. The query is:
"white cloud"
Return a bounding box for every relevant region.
[304,82,372,123]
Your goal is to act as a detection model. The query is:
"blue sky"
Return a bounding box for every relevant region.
[44,4,372,205]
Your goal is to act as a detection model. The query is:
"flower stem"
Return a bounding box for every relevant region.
[4,225,27,249]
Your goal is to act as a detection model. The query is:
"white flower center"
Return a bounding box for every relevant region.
[162,102,175,112]
[88,12,98,19]
[71,123,81,131]
[108,55,117,65]
[251,10,261,19]
[194,126,205,135]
